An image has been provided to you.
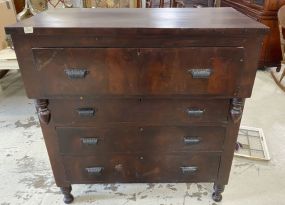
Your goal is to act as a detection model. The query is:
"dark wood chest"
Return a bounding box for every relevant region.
[221,0,285,68]
[6,8,267,203]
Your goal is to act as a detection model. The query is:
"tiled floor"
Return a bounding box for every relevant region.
[0,70,285,205]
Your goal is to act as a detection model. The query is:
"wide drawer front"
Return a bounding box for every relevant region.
[32,47,244,96]
[63,153,220,183]
[50,98,229,125]
[56,126,226,154]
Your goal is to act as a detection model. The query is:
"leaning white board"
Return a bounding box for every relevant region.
[235,125,270,161]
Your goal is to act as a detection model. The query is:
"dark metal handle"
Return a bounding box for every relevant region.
[85,167,104,175]
[184,137,201,145]
[181,166,198,174]
[187,108,204,117]
[81,138,98,145]
[77,108,95,117]
[189,68,212,79]
[64,68,88,79]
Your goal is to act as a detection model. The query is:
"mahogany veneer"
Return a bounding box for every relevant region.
[6,8,267,203]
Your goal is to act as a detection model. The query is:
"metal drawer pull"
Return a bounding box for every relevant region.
[81,138,98,145]
[85,167,104,175]
[77,108,95,117]
[64,68,88,79]
[189,68,212,79]
[187,108,204,117]
[181,166,198,174]
[184,137,201,145]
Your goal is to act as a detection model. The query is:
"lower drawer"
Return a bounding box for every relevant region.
[56,126,226,154]
[63,153,220,183]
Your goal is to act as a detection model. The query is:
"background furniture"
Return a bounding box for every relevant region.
[278,5,285,66]
[221,0,285,69]
[137,0,216,7]
[83,0,136,7]
[271,5,285,91]
[13,0,46,13]
[215,0,220,6]
[0,48,19,84]
[13,0,25,13]
[0,48,19,71]
[0,0,17,79]
[0,70,9,79]
[6,8,267,204]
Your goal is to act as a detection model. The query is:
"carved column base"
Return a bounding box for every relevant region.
[212,183,225,202]
[35,99,51,124]
[60,186,74,204]
[230,98,244,123]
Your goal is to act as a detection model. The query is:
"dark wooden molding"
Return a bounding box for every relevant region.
[35,99,51,125]
[230,98,244,123]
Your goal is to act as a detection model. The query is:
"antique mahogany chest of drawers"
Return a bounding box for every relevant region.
[6,8,267,203]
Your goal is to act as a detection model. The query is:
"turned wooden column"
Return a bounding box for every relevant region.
[35,99,51,125]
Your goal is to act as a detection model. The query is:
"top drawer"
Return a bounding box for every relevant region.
[32,47,244,97]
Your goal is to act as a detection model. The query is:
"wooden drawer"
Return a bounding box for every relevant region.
[56,126,226,154]
[63,153,220,183]
[32,47,244,96]
[50,98,229,125]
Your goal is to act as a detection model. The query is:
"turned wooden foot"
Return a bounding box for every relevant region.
[212,184,225,202]
[60,186,74,204]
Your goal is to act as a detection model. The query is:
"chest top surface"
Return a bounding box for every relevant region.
[5,8,268,36]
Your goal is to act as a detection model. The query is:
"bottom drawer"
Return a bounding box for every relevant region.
[63,153,220,183]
